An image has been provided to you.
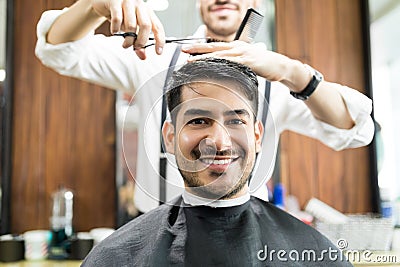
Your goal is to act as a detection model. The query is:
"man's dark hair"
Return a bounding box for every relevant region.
[166,58,259,124]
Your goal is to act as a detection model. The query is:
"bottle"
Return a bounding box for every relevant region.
[273,183,285,209]
[48,187,74,259]
[380,187,394,219]
[305,198,348,224]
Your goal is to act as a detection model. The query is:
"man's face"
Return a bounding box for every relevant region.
[198,0,259,40]
[163,81,263,199]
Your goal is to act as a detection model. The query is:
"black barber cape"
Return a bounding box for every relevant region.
[81,197,352,266]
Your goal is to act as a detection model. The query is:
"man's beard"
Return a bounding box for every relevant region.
[205,22,237,39]
[177,145,254,200]
[178,168,249,200]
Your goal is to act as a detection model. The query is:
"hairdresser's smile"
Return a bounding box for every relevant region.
[209,3,239,17]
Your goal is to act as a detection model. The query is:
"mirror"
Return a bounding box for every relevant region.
[369,0,400,215]
[114,0,276,226]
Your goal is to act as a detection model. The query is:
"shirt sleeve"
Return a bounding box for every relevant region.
[35,9,170,93]
[273,82,374,151]
[316,85,375,150]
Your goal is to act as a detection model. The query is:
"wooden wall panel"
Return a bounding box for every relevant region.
[275,0,372,213]
[11,0,116,233]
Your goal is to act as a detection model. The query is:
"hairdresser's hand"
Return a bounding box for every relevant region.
[184,41,357,130]
[183,41,295,84]
[92,0,165,59]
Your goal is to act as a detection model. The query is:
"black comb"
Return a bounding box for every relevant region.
[190,8,263,56]
[234,8,264,43]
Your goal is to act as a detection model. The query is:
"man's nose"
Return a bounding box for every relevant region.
[206,122,232,150]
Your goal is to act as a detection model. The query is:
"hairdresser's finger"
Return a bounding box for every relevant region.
[133,2,153,59]
[120,0,138,48]
[182,41,236,54]
[109,0,124,34]
[149,8,165,55]
[187,49,242,62]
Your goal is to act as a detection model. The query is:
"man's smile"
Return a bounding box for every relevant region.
[199,156,240,172]
[209,4,239,16]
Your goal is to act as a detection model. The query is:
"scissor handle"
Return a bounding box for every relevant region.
[114,32,138,38]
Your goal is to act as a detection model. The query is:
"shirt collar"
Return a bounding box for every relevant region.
[182,190,250,208]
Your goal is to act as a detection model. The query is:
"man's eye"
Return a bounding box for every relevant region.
[188,118,207,125]
[227,119,245,125]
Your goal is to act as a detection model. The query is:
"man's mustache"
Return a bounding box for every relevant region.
[215,0,232,5]
[209,0,239,11]
[191,146,241,159]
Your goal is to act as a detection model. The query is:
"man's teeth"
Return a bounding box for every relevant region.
[200,158,232,165]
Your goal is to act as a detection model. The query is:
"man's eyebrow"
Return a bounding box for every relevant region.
[183,109,251,118]
[223,109,250,117]
[183,109,212,117]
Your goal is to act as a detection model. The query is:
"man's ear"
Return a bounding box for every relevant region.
[162,121,175,154]
[254,120,264,153]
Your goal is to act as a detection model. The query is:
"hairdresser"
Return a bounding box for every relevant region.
[35,0,374,214]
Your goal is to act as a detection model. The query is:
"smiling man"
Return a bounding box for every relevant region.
[163,58,262,202]
[81,58,352,267]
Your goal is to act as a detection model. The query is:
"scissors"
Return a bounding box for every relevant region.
[114,32,212,50]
